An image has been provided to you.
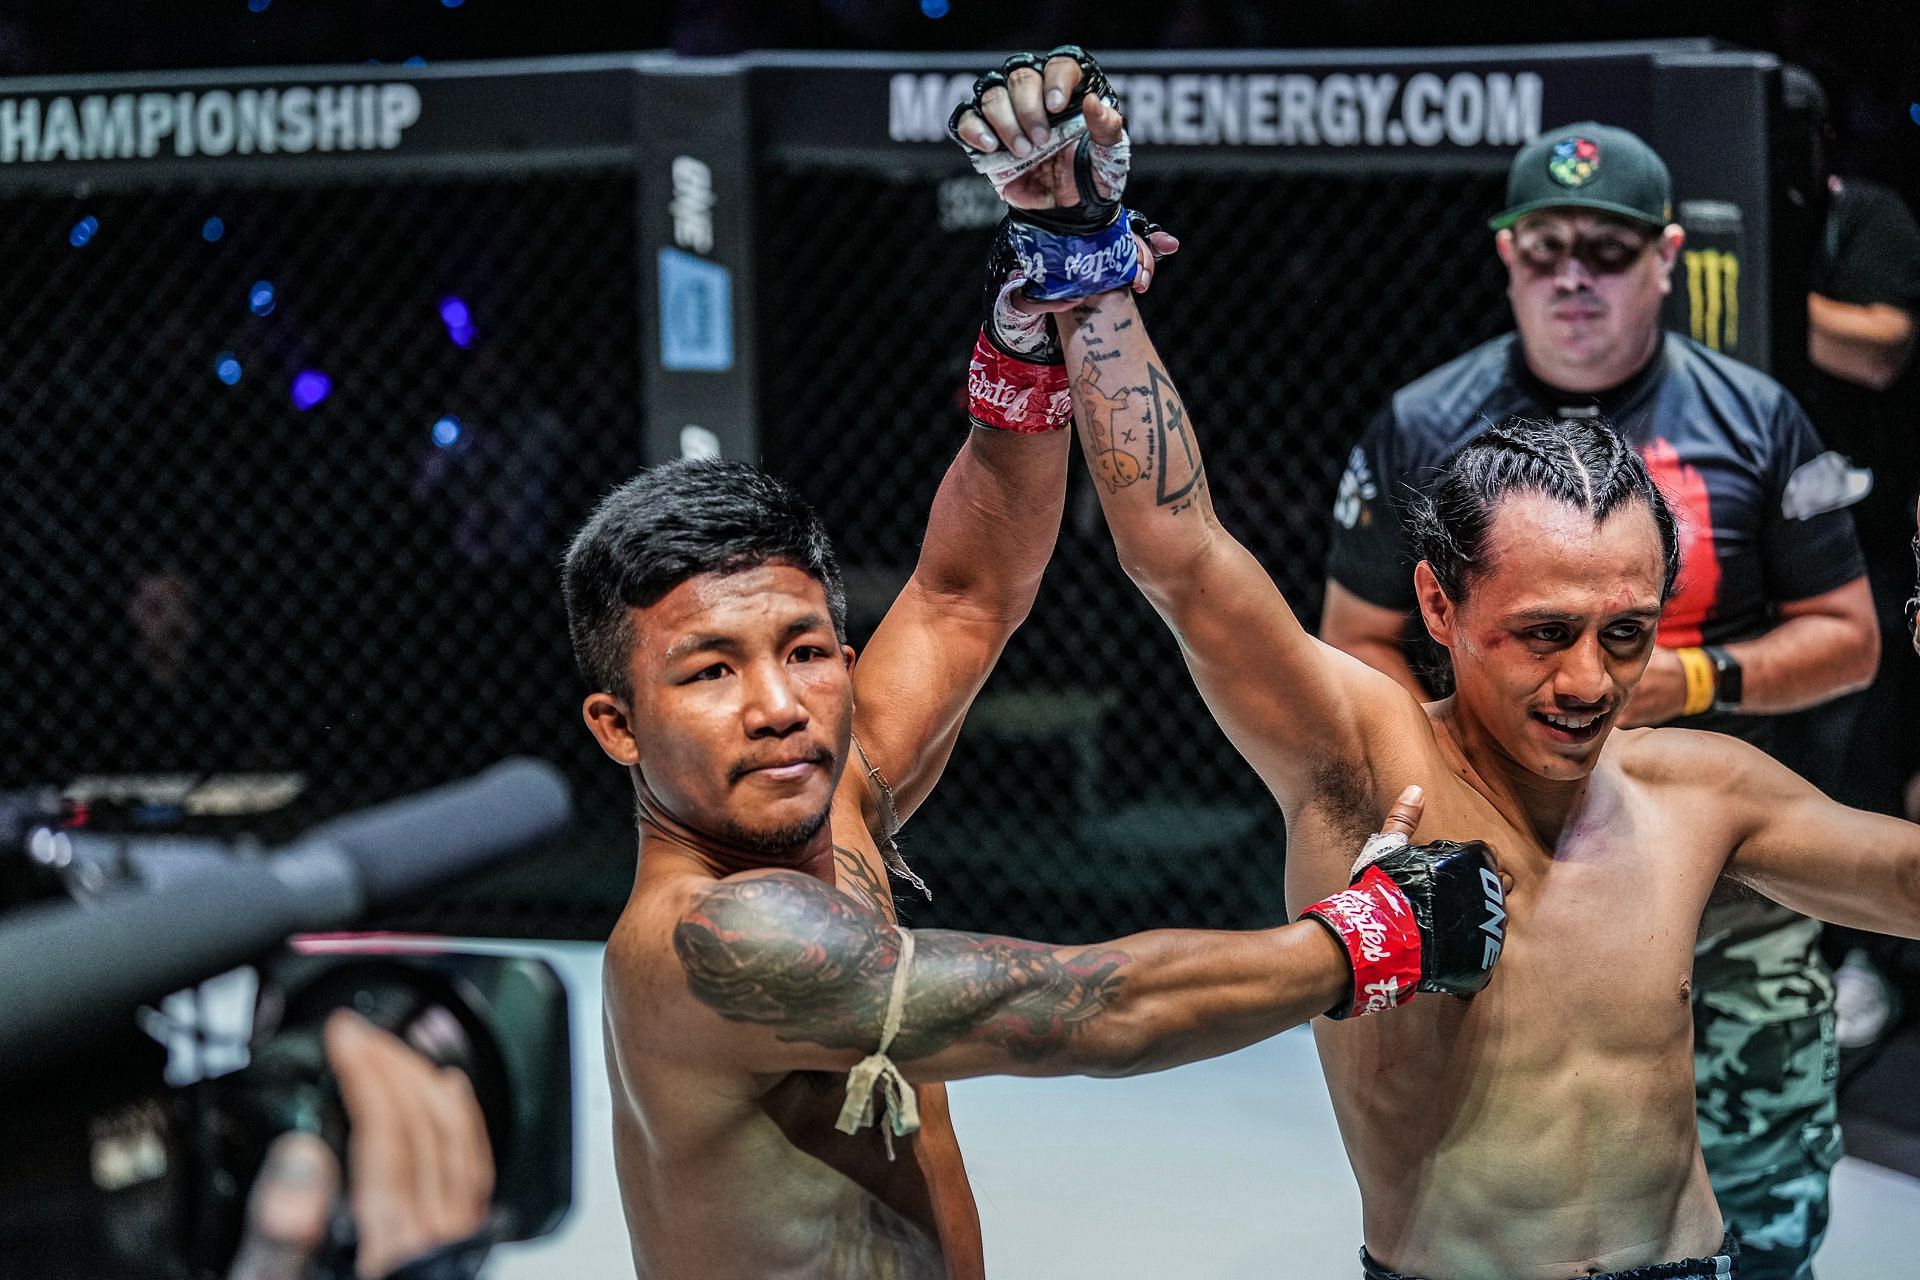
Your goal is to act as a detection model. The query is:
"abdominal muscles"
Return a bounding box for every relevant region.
[1314,889,1711,1275]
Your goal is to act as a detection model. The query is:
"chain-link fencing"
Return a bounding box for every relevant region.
[0,168,650,934]
[0,49,1804,943]
[768,164,1507,940]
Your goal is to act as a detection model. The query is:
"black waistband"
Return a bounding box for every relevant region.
[1359,1232,1738,1280]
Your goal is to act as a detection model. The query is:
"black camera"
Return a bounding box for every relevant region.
[0,762,574,1280]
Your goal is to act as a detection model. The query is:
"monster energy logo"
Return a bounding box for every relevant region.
[1685,249,1739,352]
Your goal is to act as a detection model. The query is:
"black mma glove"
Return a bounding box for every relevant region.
[1301,833,1507,1020]
[949,46,1140,302]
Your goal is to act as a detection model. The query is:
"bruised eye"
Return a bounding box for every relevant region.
[1526,625,1570,645]
[1604,623,1648,646]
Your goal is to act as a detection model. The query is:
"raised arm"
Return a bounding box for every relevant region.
[944,50,1412,803]
[848,48,1195,837]
[846,424,1069,829]
[1719,738,1920,937]
[1057,287,1411,801]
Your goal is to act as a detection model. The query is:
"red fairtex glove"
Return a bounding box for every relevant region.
[967,327,1071,433]
[1301,835,1504,1020]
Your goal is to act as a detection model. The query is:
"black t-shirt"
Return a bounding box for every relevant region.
[1326,331,1867,747]
[1806,177,1920,563]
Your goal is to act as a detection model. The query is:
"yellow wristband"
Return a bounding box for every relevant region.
[1675,646,1716,718]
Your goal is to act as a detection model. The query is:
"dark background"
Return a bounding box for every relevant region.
[0,3,1914,937]
[0,0,1915,209]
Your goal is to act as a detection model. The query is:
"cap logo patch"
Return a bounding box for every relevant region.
[1548,136,1601,188]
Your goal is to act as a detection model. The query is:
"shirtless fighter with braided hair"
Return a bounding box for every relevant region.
[952,46,1920,1280]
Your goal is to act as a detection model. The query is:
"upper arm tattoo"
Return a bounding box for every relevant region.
[673,874,1128,1063]
[833,843,894,918]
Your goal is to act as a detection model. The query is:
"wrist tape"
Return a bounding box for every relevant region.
[1302,865,1423,1020]
[967,329,1071,433]
[988,276,1059,362]
[1007,208,1140,303]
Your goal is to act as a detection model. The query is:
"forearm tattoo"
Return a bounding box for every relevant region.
[1067,300,1203,511]
[674,874,1127,1062]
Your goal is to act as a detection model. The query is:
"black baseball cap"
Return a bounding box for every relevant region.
[1490,122,1673,231]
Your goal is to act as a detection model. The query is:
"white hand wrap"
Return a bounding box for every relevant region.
[967,114,1089,196]
[1349,831,1409,880]
[989,278,1052,357]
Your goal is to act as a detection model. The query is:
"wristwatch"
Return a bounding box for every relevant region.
[1701,644,1742,712]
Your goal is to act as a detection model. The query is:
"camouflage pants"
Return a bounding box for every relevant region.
[1694,914,1842,1280]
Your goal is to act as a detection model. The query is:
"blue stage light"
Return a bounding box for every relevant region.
[202,216,225,242]
[432,416,462,447]
[216,354,243,385]
[69,216,98,247]
[921,0,949,17]
[438,296,471,329]
[291,370,332,410]
[249,280,276,316]
[248,0,271,11]
[404,56,427,68]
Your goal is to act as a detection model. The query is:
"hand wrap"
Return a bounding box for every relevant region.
[1301,833,1505,1020]
[1004,214,1140,303]
[948,46,1139,302]
[967,322,1071,433]
[966,178,1070,433]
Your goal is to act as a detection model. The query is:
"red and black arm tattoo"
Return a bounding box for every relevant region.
[672,873,1128,1065]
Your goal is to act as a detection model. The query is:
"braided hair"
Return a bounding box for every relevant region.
[1409,416,1680,605]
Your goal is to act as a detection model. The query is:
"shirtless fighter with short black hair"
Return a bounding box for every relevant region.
[952,48,1920,1280]
[566,94,1505,1271]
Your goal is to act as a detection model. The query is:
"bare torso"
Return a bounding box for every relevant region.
[1289,703,1731,1278]
[602,793,976,1280]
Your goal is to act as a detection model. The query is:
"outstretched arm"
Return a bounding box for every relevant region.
[1722,739,1920,937]
[847,425,1069,829]
[630,787,1502,1083]
[671,867,1345,1082]
[1057,286,1412,804]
